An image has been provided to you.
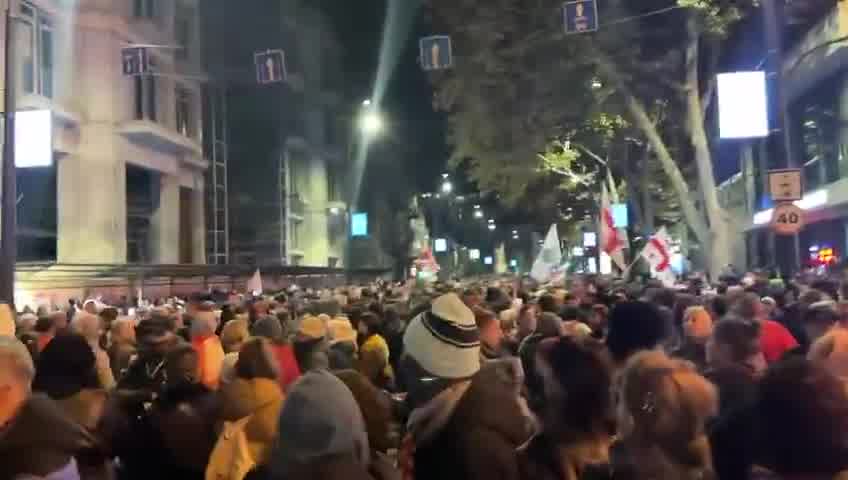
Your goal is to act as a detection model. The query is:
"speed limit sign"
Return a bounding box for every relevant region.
[771,203,804,235]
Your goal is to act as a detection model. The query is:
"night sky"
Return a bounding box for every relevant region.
[317,0,448,193]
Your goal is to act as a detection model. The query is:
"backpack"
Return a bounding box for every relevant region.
[205,416,255,480]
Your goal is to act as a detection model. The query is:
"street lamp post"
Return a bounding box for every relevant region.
[1,0,18,305]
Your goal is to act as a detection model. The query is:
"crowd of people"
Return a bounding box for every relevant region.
[1,271,848,480]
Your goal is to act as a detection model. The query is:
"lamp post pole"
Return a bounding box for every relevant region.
[1,0,17,305]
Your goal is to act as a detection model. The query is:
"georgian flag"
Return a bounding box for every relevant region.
[640,227,676,287]
[600,184,626,271]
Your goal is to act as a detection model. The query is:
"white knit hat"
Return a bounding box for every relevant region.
[403,293,480,379]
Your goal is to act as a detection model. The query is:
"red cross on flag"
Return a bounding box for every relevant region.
[640,227,676,287]
[599,184,626,271]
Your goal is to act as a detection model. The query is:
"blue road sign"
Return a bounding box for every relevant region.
[121,47,149,76]
[255,50,286,85]
[420,35,452,71]
[563,0,598,34]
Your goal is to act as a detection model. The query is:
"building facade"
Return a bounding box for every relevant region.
[203,0,349,268]
[10,0,207,265]
[720,3,848,272]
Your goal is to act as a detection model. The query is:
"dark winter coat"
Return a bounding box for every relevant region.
[0,394,106,480]
[410,359,532,480]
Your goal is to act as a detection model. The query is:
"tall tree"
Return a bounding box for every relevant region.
[427,0,754,278]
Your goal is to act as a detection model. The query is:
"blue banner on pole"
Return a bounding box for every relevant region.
[420,35,453,71]
[563,0,598,34]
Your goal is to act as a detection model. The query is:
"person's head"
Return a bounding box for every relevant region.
[538,294,558,314]
[49,311,67,332]
[16,313,37,335]
[402,292,480,380]
[165,343,199,387]
[499,308,518,339]
[83,300,98,315]
[70,312,102,346]
[235,337,279,381]
[535,336,613,441]
[34,315,55,336]
[618,350,717,473]
[808,327,848,385]
[760,296,777,318]
[802,301,839,344]
[517,304,537,338]
[473,307,503,350]
[537,312,564,338]
[357,312,382,339]
[191,309,219,339]
[0,337,35,427]
[730,292,766,323]
[136,316,178,355]
[110,317,136,344]
[757,358,848,476]
[461,287,483,308]
[33,333,99,399]
[560,305,582,323]
[271,370,370,475]
[681,306,713,345]
[605,301,667,365]
[221,319,250,353]
[588,304,609,332]
[707,316,763,372]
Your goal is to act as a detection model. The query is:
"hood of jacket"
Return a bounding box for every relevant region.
[452,357,533,446]
[219,377,284,421]
[271,370,370,476]
[0,394,96,477]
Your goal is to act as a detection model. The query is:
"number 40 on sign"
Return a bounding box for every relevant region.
[771,203,804,236]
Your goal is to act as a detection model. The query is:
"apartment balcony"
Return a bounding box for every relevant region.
[118,120,203,157]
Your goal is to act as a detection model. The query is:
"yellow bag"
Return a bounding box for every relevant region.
[205,416,255,480]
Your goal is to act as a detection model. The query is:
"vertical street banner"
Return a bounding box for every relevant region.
[531,224,562,283]
[600,184,626,271]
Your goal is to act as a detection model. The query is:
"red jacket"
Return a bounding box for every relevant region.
[270,343,302,391]
[760,320,799,363]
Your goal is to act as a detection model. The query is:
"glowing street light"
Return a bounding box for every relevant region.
[488,223,496,231]
[360,110,384,136]
[441,181,453,194]
[473,209,484,219]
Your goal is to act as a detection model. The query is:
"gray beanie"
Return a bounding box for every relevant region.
[250,315,284,340]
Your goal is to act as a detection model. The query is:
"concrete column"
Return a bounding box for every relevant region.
[192,188,206,264]
[150,174,180,264]
[303,152,329,266]
[57,124,126,263]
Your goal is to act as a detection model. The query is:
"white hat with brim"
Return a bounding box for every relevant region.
[403,292,480,379]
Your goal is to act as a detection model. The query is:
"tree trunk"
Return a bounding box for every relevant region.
[619,91,710,247]
[684,15,731,280]
[640,147,655,235]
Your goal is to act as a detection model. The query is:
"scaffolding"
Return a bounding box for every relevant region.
[205,85,229,264]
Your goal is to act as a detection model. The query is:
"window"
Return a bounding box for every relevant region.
[134,64,157,121]
[791,74,842,192]
[175,14,191,60]
[133,0,156,19]
[17,2,53,98]
[176,86,193,137]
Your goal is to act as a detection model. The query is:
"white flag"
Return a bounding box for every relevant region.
[531,225,562,283]
[247,269,263,294]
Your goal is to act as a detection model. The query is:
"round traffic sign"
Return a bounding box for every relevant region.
[771,203,804,236]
